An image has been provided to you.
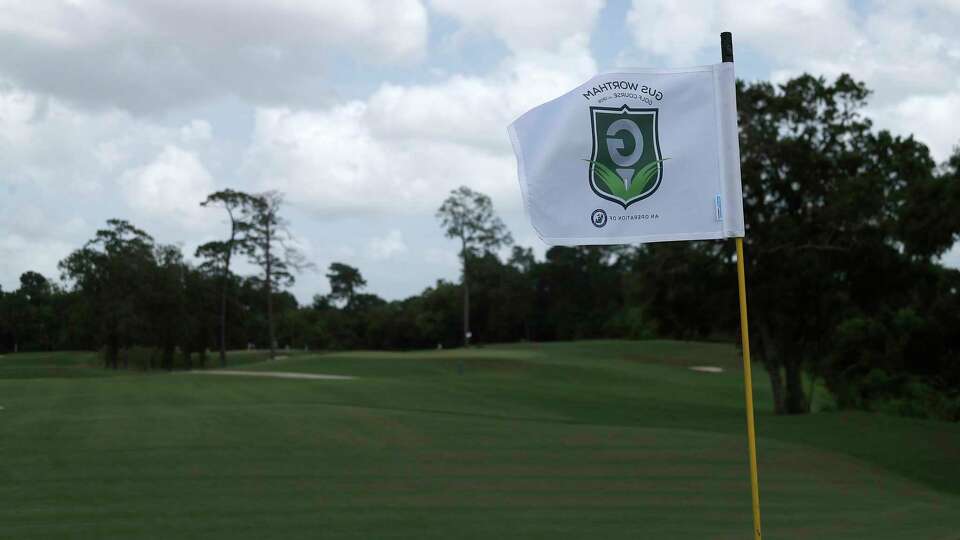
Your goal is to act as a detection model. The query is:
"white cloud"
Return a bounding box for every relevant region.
[0,233,74,289]
[242,37,596,217]
[0,82,180,192]
[626,0,861,66]
[0,203,86,288]
[180,120,212,145]
[367,230,408,260]
[626,0,960,159]
[0,0,429,113]
[0,83,186,289]
[429,0,602,50]
[0,82,244,294]
[243,102,516,216]
[368,36,596,150]
[875,92,960,159]
[424,247,461,269]
[626,0,719,65]
[119,145,215,226]
[0,202,85,244]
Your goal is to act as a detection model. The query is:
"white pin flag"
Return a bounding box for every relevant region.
[508,63,744,246]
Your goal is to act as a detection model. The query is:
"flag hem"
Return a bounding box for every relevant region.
[594,64,719,76]
[535,230,742,247]
[506,122,536,236]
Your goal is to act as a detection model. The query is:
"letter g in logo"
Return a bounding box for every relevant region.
[606,119,644,167]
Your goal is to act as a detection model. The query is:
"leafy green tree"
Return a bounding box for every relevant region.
[534,246,625,340]
[0,285,28,352]
[411,280,461,348]
[18,271,51,300]
[147,244,188,370]
[243,191,310,359]
[436,186,513,346]
[736,74,960,414]
[0,286,10,352]
[15,271,56,351]
[198,189,258,366]
[181,265,217,368]
[624,243,730,341]
[0,285,6,351]
[59,220,157,368]
[325,262,367,309]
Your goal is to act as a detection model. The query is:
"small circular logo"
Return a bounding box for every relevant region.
[591,208,608,228]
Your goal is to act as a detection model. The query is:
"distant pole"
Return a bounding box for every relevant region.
[724,30,763,540]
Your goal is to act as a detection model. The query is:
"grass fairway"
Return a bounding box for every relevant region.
[1,341,958,539]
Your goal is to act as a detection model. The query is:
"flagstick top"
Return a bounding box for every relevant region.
[721,32,734,63]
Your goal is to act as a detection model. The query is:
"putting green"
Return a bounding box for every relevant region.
[0,341,957,539]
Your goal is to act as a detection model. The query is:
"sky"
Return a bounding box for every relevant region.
[1,0,959,303]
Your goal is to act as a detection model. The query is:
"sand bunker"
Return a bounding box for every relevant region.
[689,366,724,373]
[191,370,355,380]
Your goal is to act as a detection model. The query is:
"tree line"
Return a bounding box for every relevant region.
[3,189,310,370]
[1,73,959,420]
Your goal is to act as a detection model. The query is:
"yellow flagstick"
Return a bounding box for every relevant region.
[736,237,762,540]
[722,31,762,539]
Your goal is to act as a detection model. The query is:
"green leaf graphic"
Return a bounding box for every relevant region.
[627,158,669,198]
[584,159,628,199]
[586,158,669,201]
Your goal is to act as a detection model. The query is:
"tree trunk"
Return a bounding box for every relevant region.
[265,221,276,360]
[805,375,817,413]
[163,344,174,371]
[756,321,786,415]
[459,234,469,375]
[219,249,232,367]
[107,334,118,370]
[783,356,808,414]
[219,209,237,367]
[461,234,470,347]
[463,276,470,346]
[267,277,275,359]
[766,360,787,415]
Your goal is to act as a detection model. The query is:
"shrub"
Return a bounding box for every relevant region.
[123,346,161,371]
[604,307,656,340]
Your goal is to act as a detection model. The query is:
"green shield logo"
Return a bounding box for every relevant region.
[587,105,665,207]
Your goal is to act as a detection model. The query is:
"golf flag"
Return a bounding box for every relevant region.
[508,63,744,246]
[508,34,763,540]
